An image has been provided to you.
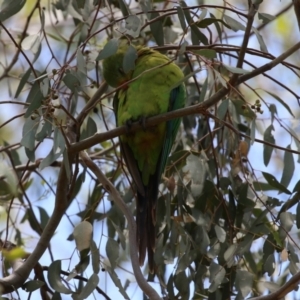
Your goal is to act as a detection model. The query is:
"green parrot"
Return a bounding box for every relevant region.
[103,44,186,272]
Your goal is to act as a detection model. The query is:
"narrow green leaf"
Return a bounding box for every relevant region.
[90,240,100,274]
[258,12,275,23]
[262,172,291,194]
[118,0,129,16]
[0,0,26,22]
[199,77,208,103]
[75,255,90,274]
[23,280,45,292]
[77,50,86,75]
[21,117,40,151]
[176,6,186,30]
[265,91,294,117]
[210,13,222,41]
[296,202,300,229]
[250,119,256,144]
[40,149,61,169]
[86,117,97,138]
[110,221,126,250]
[180,1,207,45]
[106,267,129,299]
[24,81,43,118]
[196,17,231,29]
[280,212,294,232]
[106,238,119,269]
[224,15,246,31]
[214,225,226,243]
[48,260,72,294]
[38,206,49,230]
[223,64,250,74]
[15,68,31,98]
[63,73,81,92]
[236,270,253,297]
[167,274,175,299]
[280,145,294,189]
[150,11,164,46]
[190,25,208,45]
[96,38,119,61]
[123,45,137,73]
[263,125,275,166]
[25,147,35,162]
[252,27,268,53]
[40,76,49,97]
[78,273,99,299]
[208,262,226,292]
[174,271,190,299]
[217,99,228,119]
[293,180,300,193]
[264,254,275,276]
[224,244,237,265]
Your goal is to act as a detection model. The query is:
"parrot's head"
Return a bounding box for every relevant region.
[103,46,133,88]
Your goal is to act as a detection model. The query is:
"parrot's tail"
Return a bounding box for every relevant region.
[136,182,158,273]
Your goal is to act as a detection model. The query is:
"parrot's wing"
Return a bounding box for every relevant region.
[113,92,146,197]
[158,83,186,177]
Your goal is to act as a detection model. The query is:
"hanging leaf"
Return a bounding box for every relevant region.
[15,68,31,98]
[118,0,129,16]
[0,0,26,22]
[76,273,99,299]
[48,260,72,294]
[196,17,231,29]
[23,280,45,292]
[236,270,253,298]
[208,262,226,292]
[265,91,294,117]
[223,15,246,31]
[296,202,300,229]
[252,27,268,53]
[24,81,44,118]
[123,45,137,73]
[150,11,164,46]
[280,145,295,189]
[124,15,142,38]
[258,12,275,24]
[106,267,130,299]
[263,125,275,166]
[106,238,119,269]
[214,225,226,243]
[90,240,100,274]
[262,172,291,194]
[96,38,119,61]
[176,6,186,30]
[264,254,275,276]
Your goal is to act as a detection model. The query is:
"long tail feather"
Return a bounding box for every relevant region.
[136,178,159,273]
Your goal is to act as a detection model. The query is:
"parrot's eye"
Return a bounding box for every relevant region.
[118,67,125,75]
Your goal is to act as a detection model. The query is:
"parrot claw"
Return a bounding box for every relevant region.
[139,116,147,130]
[125,119,133,133]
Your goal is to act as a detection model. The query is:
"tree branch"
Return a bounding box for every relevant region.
[69,40,300,154]
[79,151,162,300]
[251,271,300,300]
[0,154,71,293]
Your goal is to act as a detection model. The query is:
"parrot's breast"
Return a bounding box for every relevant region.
[122,123,166,185]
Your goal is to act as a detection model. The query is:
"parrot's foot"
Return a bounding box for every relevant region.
[139,116,147,130]
[125,119,133,133]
